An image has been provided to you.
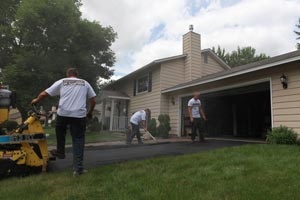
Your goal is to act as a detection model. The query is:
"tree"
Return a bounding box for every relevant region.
[212,46,269,68]
[212,45,226,62]
[0,0,21,69]
[2,0,117,119]
[294,17,300,50]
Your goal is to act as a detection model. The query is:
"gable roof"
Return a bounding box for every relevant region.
[108,49,230,87]
[108,54,187,87]
[162,50,300,93]
[201,49,231,69]
[98,90,130,100]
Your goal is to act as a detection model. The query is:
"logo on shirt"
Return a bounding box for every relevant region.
[192,102,200,106]
[63,80,85,86]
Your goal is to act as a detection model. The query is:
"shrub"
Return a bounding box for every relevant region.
[102,124,108,131]
[267,125,297,145]
[0,120,18,132]
[157,114,171,138]
[147,118,157,136]
[89,121,102,132]
[88,117,102,132]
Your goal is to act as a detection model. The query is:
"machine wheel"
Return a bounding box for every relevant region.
[0,159,44,179]
[0,159,26,178]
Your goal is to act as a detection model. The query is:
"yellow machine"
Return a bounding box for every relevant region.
[0,86,11,125]
[0,86,53,177]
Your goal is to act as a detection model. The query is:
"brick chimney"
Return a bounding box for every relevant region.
[183,25,202,81]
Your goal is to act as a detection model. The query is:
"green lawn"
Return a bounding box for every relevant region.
[1,144,300,200]
[44,128,125,145]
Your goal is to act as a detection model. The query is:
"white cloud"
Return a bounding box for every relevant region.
[81,0,300,80]
[132,39,182,70]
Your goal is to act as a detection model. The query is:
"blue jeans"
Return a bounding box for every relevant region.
[56,115,86,172]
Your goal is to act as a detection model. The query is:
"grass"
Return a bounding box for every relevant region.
[1,144,300,200]
[44,128,125,145]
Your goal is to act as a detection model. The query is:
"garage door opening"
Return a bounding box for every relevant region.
[181,82,271,139]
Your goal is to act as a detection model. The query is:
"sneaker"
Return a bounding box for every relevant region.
[73,169,88,177]
[50,149,65,159]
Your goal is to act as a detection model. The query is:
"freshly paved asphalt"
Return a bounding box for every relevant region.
[50,140,254,172]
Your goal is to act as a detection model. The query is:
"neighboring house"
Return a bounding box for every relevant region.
[99,26,300,138]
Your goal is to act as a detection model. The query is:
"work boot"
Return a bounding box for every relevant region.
[73,169,88,177]
[50,149,65,159]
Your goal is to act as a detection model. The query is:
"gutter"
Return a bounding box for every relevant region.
[162,55,300,93]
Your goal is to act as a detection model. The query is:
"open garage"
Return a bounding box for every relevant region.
[181,81,271,139]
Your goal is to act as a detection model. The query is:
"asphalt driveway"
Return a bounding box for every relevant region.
[49,139,255,172]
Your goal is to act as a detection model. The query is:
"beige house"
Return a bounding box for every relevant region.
[99,27,300,138]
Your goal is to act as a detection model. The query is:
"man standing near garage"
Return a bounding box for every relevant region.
[31,68,96,176]
[188,92,207,142]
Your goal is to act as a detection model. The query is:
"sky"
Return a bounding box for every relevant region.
[81,0,300,80]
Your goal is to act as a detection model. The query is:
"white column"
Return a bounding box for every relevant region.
[109,99,115,131]
[101,100,106,131]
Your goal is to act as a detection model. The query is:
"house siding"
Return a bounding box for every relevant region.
[166,61,300,136]
[160,58,186,129]
[271,65,300,133]
[160,58,185,90]
[159,53,226,123]
[168,95,180,135]
[183,32,202,81]
[111,67,162,120]
[202,54,226,76]
[108,51,226,131]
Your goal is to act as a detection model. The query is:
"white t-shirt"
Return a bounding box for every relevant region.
[130,110,146,125]
[45,77,96,118]
[188,98,201,118]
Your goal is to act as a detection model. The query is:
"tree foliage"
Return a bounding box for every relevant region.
[212,46,269,68]
[295,17,300,50]
[0,0,20,69]
[147,118,157,137]
[1,0,117,119]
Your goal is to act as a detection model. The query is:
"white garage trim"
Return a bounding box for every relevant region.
[270,77,274,129]
[177,78,271,98]
[177,78,272,136]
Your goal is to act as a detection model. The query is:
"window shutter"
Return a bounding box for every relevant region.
[133,79,136,96]
[148,72,152,92]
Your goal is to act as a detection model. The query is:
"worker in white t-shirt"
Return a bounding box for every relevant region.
[188,92,207,142]
[31,68,96,176]
[128,109,151,144]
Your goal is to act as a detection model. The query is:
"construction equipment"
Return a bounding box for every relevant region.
[0,86,53,178]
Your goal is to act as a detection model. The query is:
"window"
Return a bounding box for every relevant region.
[133,72,152,96]
[136,75,149,94]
